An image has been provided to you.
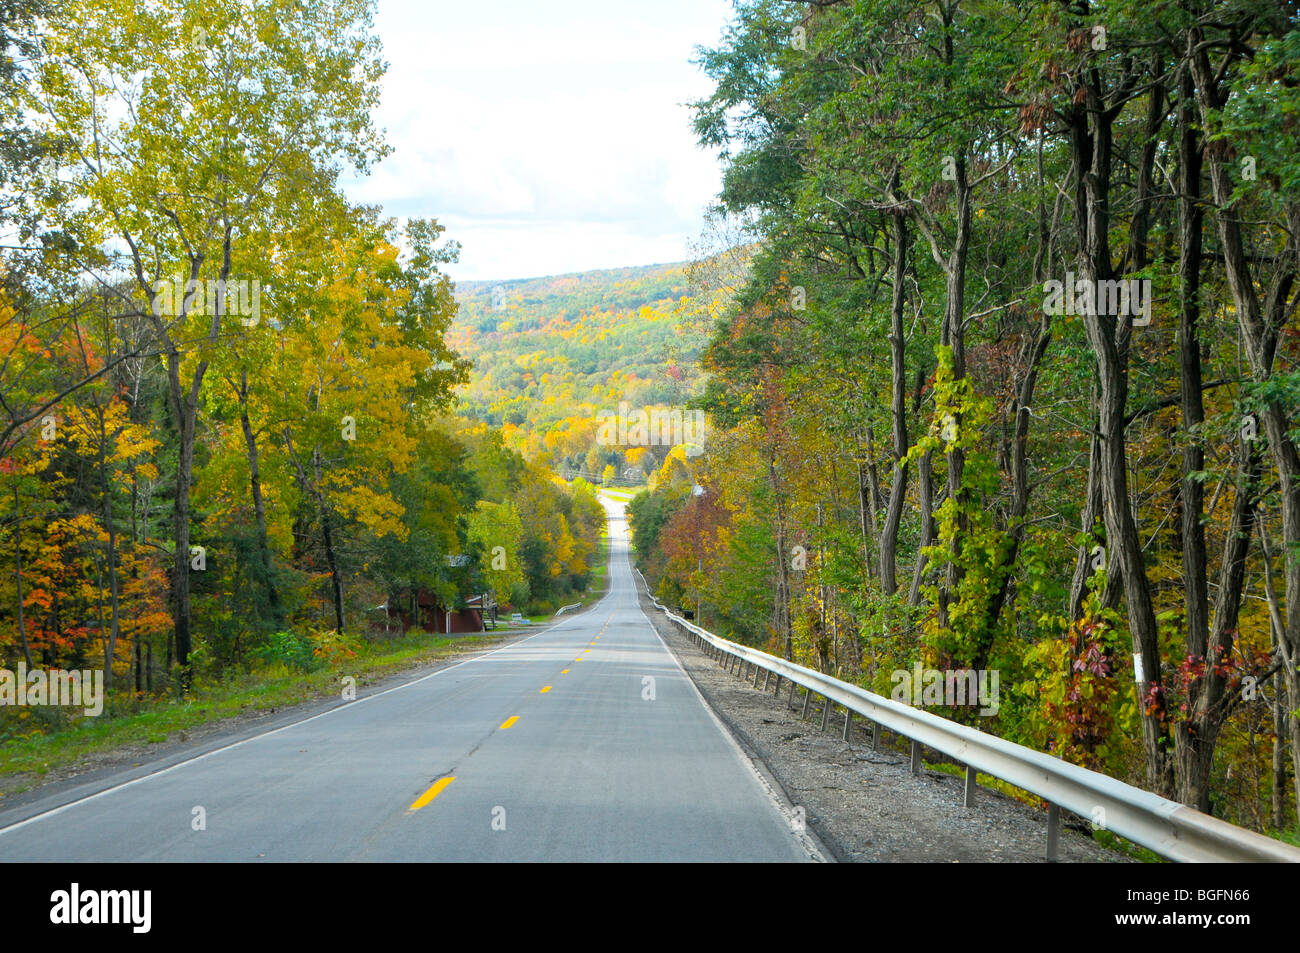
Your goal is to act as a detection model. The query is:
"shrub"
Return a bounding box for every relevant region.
[254,630,321,673]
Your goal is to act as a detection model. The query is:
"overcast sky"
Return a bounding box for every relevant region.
[342,0,734,282]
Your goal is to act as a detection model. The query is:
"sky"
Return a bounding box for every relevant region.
[342,0,736,283]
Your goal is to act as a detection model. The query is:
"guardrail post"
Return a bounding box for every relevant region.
[1046,803,1060,862]
[788,679,797,708]
[640,589,1300,863]
[773,674,782,696]
[801,687,811,719]
[873,721,882,751]
[910,740,922,776]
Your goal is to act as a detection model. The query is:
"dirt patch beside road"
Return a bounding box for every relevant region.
[638,587,1130,863]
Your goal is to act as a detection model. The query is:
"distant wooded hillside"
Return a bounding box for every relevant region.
[450,261,723,481]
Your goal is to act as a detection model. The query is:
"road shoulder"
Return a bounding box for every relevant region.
[0,627,545,825]
[635,583,1130,863]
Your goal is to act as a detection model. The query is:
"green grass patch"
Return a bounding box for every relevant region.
[586,535,613,598]
[1090,829,1165,862]
[0,630,503,795]
[927,760,1041,808]
[1269,827,1300,847]
[600,487,642,501]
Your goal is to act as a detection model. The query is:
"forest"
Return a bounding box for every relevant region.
[450,262,719,483]
[629,0,1300,836]
[0,0,603,746]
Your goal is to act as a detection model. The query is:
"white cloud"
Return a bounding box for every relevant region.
[342,0,732,280]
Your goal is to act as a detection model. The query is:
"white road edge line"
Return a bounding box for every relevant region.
[0,610,599,838]
[635,595,829,864]
[609,512,829,863]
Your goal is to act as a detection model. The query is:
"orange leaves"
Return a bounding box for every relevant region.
[25,587,54,612]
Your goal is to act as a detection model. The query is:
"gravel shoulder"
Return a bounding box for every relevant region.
[638,585,1131,863]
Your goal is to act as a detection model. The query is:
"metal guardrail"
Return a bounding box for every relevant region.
[636,569,1300,863]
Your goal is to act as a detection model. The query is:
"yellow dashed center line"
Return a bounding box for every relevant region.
[499,716,519,730]
[561,669,570,674]
[408,776,455,812]
[540,685,552,693]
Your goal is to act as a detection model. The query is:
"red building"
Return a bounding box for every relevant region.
[379,590,486,634]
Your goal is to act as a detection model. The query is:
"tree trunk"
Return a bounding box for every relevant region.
[769,458,793,660]
[1273,682,1288,829]
[936,155,971,634]
[1175,443,1259,811]
[170,388,197,679]
[1191,33,1300,806]
[880,204,910,597]
[1071,88,1175,796]
[12,485,32,668]
[238,368,283,626]
[98,407,123,690]
[313,448,346,634]
[982,315,1051,664]
[1177,63,1210,693]
[1258,523,1300,827]
[909,449,935,607]
[1068,390,1105,621]
[856,459,874,582]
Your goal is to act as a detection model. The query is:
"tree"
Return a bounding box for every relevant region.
[30,0,388,682]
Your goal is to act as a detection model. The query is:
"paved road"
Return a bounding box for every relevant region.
[0,498,821,862]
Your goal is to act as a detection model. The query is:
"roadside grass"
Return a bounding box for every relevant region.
[1270,827,1300,848]
[0,630,504,795]
[586,534,613,598]
[1090,829,1165,863]
[600,486,643,501]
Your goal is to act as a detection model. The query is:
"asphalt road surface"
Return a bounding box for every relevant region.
[0,498,822,862]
